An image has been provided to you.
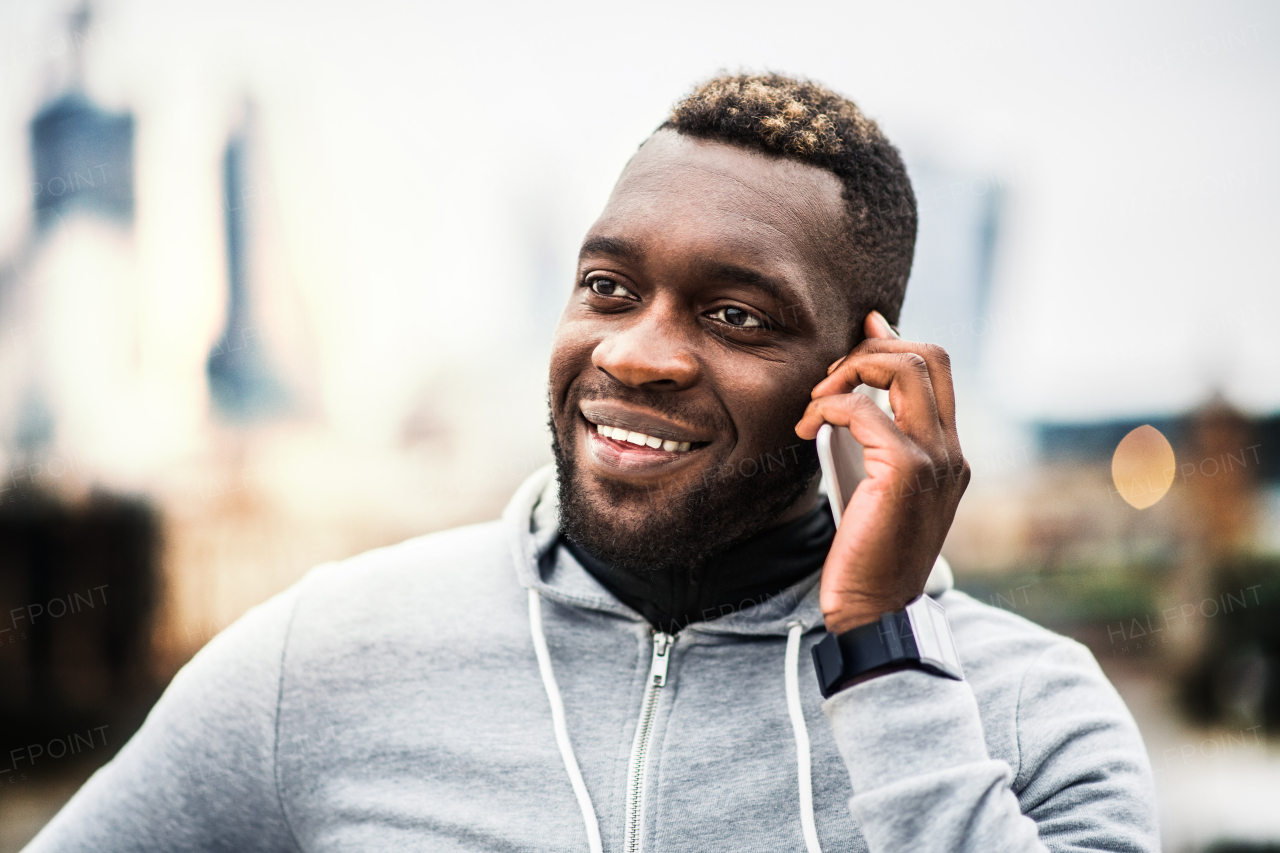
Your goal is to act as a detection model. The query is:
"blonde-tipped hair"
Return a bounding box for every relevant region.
[663,73,916,325]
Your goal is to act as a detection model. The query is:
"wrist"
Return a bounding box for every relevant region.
[823,595,913,634]
[824,610,880,634]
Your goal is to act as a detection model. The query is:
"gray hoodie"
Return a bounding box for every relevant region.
[23,467,1159,852]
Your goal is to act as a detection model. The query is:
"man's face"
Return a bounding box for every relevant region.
[549,130,856,573]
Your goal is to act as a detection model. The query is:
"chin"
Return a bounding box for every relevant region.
[552,415,820,575]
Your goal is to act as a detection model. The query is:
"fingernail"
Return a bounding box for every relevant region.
[826,356,846,375]
[870,310,899,338]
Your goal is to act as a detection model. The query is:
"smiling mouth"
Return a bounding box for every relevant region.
[579,413,713,456]
[593,422,694,452]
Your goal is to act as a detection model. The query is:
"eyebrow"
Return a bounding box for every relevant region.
[581,238,786,299]
[699,261,786,303]
[578,236,803,325]
[578,236,642,264]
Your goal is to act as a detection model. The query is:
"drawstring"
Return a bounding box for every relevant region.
[786,622,824,853]
[530,589,820,853]
[529,589,604,853]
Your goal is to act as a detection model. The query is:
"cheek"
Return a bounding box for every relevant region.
[548,319,598,401]
[718,368,816,452]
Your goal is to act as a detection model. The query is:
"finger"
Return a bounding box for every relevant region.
[847,341,960,468]
[806,352,947,458]
[814,339,958,442]
[865,309,900,341]
[853,339,956,433]
[795,391,913,460]
[843,340,967,492]
[822,312,893,381]
[796,395,938,491]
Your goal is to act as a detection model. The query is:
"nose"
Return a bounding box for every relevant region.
[592,301,699,391]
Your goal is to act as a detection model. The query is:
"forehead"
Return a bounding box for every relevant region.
[589,131,847,284]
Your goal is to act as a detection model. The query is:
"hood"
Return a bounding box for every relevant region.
[504,465,954,639]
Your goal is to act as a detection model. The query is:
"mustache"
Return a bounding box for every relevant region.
[566,374,732,436]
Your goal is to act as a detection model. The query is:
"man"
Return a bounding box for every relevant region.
[25,74,1158,852]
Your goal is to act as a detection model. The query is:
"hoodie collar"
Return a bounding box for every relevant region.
[504,465,953,638]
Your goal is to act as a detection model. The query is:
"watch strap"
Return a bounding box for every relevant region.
[811,594,964,698]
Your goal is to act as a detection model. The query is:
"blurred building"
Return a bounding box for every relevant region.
[0,8,549,757]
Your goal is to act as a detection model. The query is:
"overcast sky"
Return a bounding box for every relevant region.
[1,0,1276,440]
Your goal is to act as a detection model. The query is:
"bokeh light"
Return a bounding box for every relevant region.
[1111,425,1176,509]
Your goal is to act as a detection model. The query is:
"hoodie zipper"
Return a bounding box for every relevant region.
[624,631,674,853]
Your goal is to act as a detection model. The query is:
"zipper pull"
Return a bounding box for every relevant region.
[649,632,673,687]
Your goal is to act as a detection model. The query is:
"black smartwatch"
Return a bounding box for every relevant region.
[811,594,964,698]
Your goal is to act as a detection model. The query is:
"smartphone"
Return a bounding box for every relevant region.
[816,422,865,527]
[815,390,954,594]
[815,386,890,525]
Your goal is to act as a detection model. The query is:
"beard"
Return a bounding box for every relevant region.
[551,405,821,576]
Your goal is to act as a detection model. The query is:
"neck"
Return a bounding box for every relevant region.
[564,497,834,633]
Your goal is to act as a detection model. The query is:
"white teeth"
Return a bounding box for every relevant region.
[592,421,697,452]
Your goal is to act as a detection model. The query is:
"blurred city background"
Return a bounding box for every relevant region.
[0,0,1277,850]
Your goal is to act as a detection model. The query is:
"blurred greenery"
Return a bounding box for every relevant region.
[958,561,1168,630]
[961,554,1280,734]
[1180,556,1280,731]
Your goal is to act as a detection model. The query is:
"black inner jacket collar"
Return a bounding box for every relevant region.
[561,502,835,634]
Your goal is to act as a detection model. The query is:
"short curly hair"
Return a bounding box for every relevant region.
[662,73,916,327]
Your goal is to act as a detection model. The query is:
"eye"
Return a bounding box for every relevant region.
[707,306,765,329]
[587,277,637,299]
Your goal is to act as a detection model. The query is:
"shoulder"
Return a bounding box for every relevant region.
[294,519,517,617]
[939,588,1072,664]
[937,590,1154,819]
[938,588,1100,698]
[936,590,1135,774]
[279,519,528,666]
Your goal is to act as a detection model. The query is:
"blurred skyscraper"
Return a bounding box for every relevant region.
[30,92,133,232]
[206,111,291,423]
